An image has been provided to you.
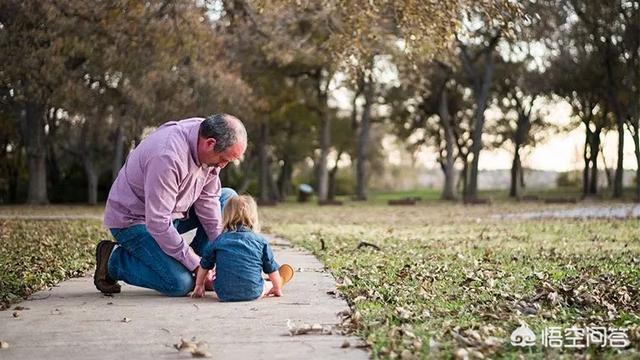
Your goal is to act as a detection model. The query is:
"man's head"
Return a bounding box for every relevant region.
[197,113,247,168]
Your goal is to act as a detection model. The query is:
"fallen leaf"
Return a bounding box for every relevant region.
[13,306,29,311]
[286,320,332,336]
[341,340,351,348]
[0,341,8,349]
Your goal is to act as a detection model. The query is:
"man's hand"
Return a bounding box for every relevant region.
[191,284,206,298]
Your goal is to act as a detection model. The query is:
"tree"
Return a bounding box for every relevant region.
[456,28,502,199]
[0,0,251,204]
[388,58,471,200]
[490,60,550,198]
[254,0,522,201]
[536,0,639,198]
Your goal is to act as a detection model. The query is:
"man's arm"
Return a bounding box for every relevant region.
[144,154,200,271]
[192,171,223,242]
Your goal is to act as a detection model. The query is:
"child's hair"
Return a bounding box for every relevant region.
[222,195,261,232]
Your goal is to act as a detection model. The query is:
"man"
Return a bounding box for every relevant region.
[95,114,247,296]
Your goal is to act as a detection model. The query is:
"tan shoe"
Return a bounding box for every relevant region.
[279,264,295,286]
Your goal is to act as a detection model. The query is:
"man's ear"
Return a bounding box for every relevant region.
[207,138,217,151]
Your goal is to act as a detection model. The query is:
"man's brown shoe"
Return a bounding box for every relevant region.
[94,240,121,294]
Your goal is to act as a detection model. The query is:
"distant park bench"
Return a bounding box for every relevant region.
[387,197,419,206]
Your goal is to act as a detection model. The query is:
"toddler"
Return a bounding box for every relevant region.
[191,195,293,301]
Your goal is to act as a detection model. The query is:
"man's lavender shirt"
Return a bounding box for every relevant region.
[104,118,222,271]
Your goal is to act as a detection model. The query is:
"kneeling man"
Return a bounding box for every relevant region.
[95,114,247,296]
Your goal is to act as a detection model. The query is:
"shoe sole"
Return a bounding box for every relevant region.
[279,264,294,285]
[94,241,121,294]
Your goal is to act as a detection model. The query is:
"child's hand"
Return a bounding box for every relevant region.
[266,286,282,297]
[191,284,206,298]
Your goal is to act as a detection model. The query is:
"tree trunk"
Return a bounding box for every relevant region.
[276,155,293,201]
[510,149,522,198]
[467,52,495,199]
[355,73,373,201]
[589,127,601,194]
[458,158,469,196]
[582,125,591,196]
[267,158,280,201]
[438,85,456,200]
[602,42,626,198]
[112,122,125,182]
[315,70,331,203]
[328,150,343,201]
[600,141,613,189]
[23,101,49,204]
[83,157,98,205]
[510,111,529,198]
[632,124,640,202]
[614,120,625,198]
[258,121,270,203]
[46,108,61,192]
[317,107,330,202]
[8,163,19,203]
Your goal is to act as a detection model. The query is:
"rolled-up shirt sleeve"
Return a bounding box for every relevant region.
[144,154,200,271]
[261,241,279,274]
[193,171,222,242]
[199,241,217,270]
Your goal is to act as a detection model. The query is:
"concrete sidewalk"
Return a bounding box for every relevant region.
[0,236,368,359]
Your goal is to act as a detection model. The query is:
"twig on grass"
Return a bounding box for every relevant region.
[357,242,381,251]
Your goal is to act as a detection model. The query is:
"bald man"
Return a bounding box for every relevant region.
[95,114,247,296]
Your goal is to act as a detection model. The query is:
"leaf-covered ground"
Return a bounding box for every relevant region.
[261,202,640,359]
[0,219,107,308]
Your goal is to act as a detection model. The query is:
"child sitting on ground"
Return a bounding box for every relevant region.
[191,195,294,301]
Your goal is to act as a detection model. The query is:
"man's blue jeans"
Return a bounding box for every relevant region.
[107,188,237,296]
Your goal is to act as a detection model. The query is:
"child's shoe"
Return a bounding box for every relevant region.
[279,264,295,285]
